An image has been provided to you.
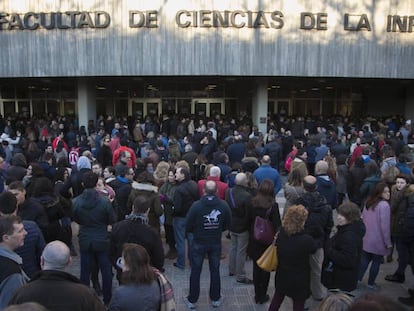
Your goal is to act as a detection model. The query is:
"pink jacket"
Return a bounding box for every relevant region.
[362,200,392,256]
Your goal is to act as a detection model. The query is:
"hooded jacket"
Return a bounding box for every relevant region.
[316,174,338,209]
[294,191,333,249]
[186,195,231,244]
[127,182,163,231]
[0,246,27,308]
[73,189,115,252]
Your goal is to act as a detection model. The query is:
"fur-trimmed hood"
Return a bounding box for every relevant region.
[131,182,158,193]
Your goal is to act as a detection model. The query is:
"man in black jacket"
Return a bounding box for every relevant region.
[9,240,106,311]
[173,167,199,270]
[110,195,164,282]
[72,172,115,305]
[294,175,333,301]
[225,173,252,284]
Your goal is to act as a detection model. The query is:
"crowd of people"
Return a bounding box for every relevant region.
[0,112,413,310]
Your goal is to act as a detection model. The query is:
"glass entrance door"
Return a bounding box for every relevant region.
[129,99,161,119]
[192,99,225,117]
[268,99,291,115]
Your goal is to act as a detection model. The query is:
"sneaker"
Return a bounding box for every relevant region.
[183,296,196,309]
[236,278,253,284]
[211,297,223,308]
[366,283,380,291]
[173,262,185,270]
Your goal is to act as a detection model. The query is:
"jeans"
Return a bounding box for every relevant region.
[395,237,409,276]
[309,248,326,300]
[359,250,382,286]
[173,217,193,268]
[80,250,113,305]
[229,231,249,281]
[188,242,221,303]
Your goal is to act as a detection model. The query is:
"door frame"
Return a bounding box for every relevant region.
[191,98,225,117]
[128,98,162,117]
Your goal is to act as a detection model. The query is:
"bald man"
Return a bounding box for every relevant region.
[294,175,333,301]
[184,180,231,309]
[9,241,106,311]
[253,155,282,194]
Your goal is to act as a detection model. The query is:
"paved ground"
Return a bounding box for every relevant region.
[69,189,412,310]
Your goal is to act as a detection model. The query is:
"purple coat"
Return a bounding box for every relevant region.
[362,200,392,256]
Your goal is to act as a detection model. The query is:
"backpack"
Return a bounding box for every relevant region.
[68,147,80,166]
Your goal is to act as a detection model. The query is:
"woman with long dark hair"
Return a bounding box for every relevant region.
[108,243,161,311]
[247,179,281,304]
[159,168,178,259]
[358,182,392,290]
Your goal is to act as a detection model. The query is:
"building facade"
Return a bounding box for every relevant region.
[1,0,414,132]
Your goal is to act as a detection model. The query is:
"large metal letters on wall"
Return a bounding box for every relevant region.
[0,0,414,78]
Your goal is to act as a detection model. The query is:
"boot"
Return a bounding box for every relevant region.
[384,273,405,283]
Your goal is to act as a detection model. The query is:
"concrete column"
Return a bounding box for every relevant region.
[405,87,414,123]
[252,78,268,135]
[77,78,96,129]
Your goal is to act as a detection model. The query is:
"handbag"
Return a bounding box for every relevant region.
[256,232,279,272]
[253,208,275,245]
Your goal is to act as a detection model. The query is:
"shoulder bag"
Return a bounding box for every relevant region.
[253,207,276,245]
[256,232,279,272]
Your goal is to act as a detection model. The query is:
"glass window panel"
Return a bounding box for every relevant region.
[114,99,128,117]
[210,102,223,116]
[32,100,46,117]
[322,100,334,116]
[162,99,176,115]
[293,100,306,116]
[306,100,320,116]
[47,99,60,116]
[63,100,76,116]
[131,101,144,119]
[18,101,30,117]
[177,99,191,114]
[147,102,159,116]
[3,101,16,116]
[195,102,207,117]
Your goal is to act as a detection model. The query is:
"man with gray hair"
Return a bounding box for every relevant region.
[225,173,253,284]
[197,166,228,200]
[315,160,337,210]
[9,241,106,311]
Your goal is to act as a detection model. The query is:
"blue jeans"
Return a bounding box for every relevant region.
[80,250,113,305]
[359,250,382,286]
[173,217,193,268]
[188,242,221,303]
